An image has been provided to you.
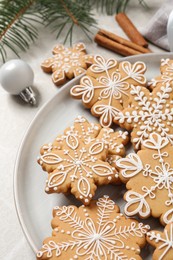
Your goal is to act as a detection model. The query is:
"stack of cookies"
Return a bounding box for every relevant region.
[37,55,173,259]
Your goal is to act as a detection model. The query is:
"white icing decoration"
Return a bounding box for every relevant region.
[43,137,113,202]
[37,196,149,259]
[90,55,117,73]
[73,42,86,52]
[161,58,170,66]
[163,209,173,224]
[93,104,120,128]
[121,61,146,84]
[116,154,143,178]
[143,133,169,150]
[64,115,100,145]
[116,83,173,149]
[40,153,63,164]
[77,177,90,198]
[98,72,129,99]
[71,77,95,103]
[147,223,173,260]
[71,55,146,127]
[89,141,104,155]
[161,58,173,73]
[149,74,173,88]
[117,132,173,224]
[52,69,65,84]
[42,143,53,152]
[92,164,113,176]
[149,59,173,88]
[66,134,79,150]
[37,241,61,257]
[48,171,67,187]
[74,115,86,123]
[125,191,150,218]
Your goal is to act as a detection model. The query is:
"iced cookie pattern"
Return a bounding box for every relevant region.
[37,196,149,260]
[116,133,173,225]
[115,83,173,150]
[149,59,173,90]
[41,43,93,86]
[71,55,146,127]
[147,223,173,260]
[38,116,129,204]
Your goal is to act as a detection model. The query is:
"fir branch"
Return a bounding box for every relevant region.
[40,0,97,44]
[0,0,40,62]
[0,0,147,62]
[60,0,79,25]
[87,0,147,14]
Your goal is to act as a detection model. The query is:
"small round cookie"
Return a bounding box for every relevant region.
[116,132,173,226]
[149,59,173,90]
[38,116,129,205]
[37,195,150,260]
[115,83,173,150]
[41,43,93,86]
[71,55,146,127]
[147,223,173,260]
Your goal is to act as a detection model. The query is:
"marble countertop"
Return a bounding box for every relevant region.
[0,1,167,259]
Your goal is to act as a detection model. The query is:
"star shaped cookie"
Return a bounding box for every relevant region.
[37,196,149,260]
[115,83,173,150]
[71,55,146,127]
[117,132,173,226]
[38,116,129,204]
[41,43,93,86]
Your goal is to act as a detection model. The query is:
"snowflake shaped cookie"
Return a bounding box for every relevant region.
[115,83,173,150]
[71,55,146,127]
[41,43,93,86]
[149,59,173,90]
[37,195,149,260]
[38,117,129,204]
[147,223,173,260]
[117,132,173,225]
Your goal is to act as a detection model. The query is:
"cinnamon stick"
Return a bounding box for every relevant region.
[116,13,148,48]
[98,29,151,53]
[94,33,142,56]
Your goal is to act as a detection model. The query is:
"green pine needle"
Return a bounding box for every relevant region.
[0,0,41,62]
[88,0,148,14]
[0,0,147,62]
[39,0,97,44]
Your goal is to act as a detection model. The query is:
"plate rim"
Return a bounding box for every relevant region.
[13,74,84,253]
[13,52,173,254]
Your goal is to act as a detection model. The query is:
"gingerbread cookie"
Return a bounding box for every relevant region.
[71,55,146,127]
[115,83,173,150]
[37,195,150,260]
[41,43,93,86]
[149,59,173,90]
[38,116,129,204]
[116,132,173,225]
[147,223,173,260]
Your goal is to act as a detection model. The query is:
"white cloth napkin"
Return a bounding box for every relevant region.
[142,0,173,51]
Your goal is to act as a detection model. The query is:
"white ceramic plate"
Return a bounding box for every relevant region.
[14,53,173,259]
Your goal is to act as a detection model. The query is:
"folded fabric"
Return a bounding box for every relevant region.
[141,0,173,51]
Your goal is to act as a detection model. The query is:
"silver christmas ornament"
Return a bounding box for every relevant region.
[0,59,36,105]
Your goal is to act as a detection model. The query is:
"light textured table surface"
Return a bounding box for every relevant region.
[0,1,167,259]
